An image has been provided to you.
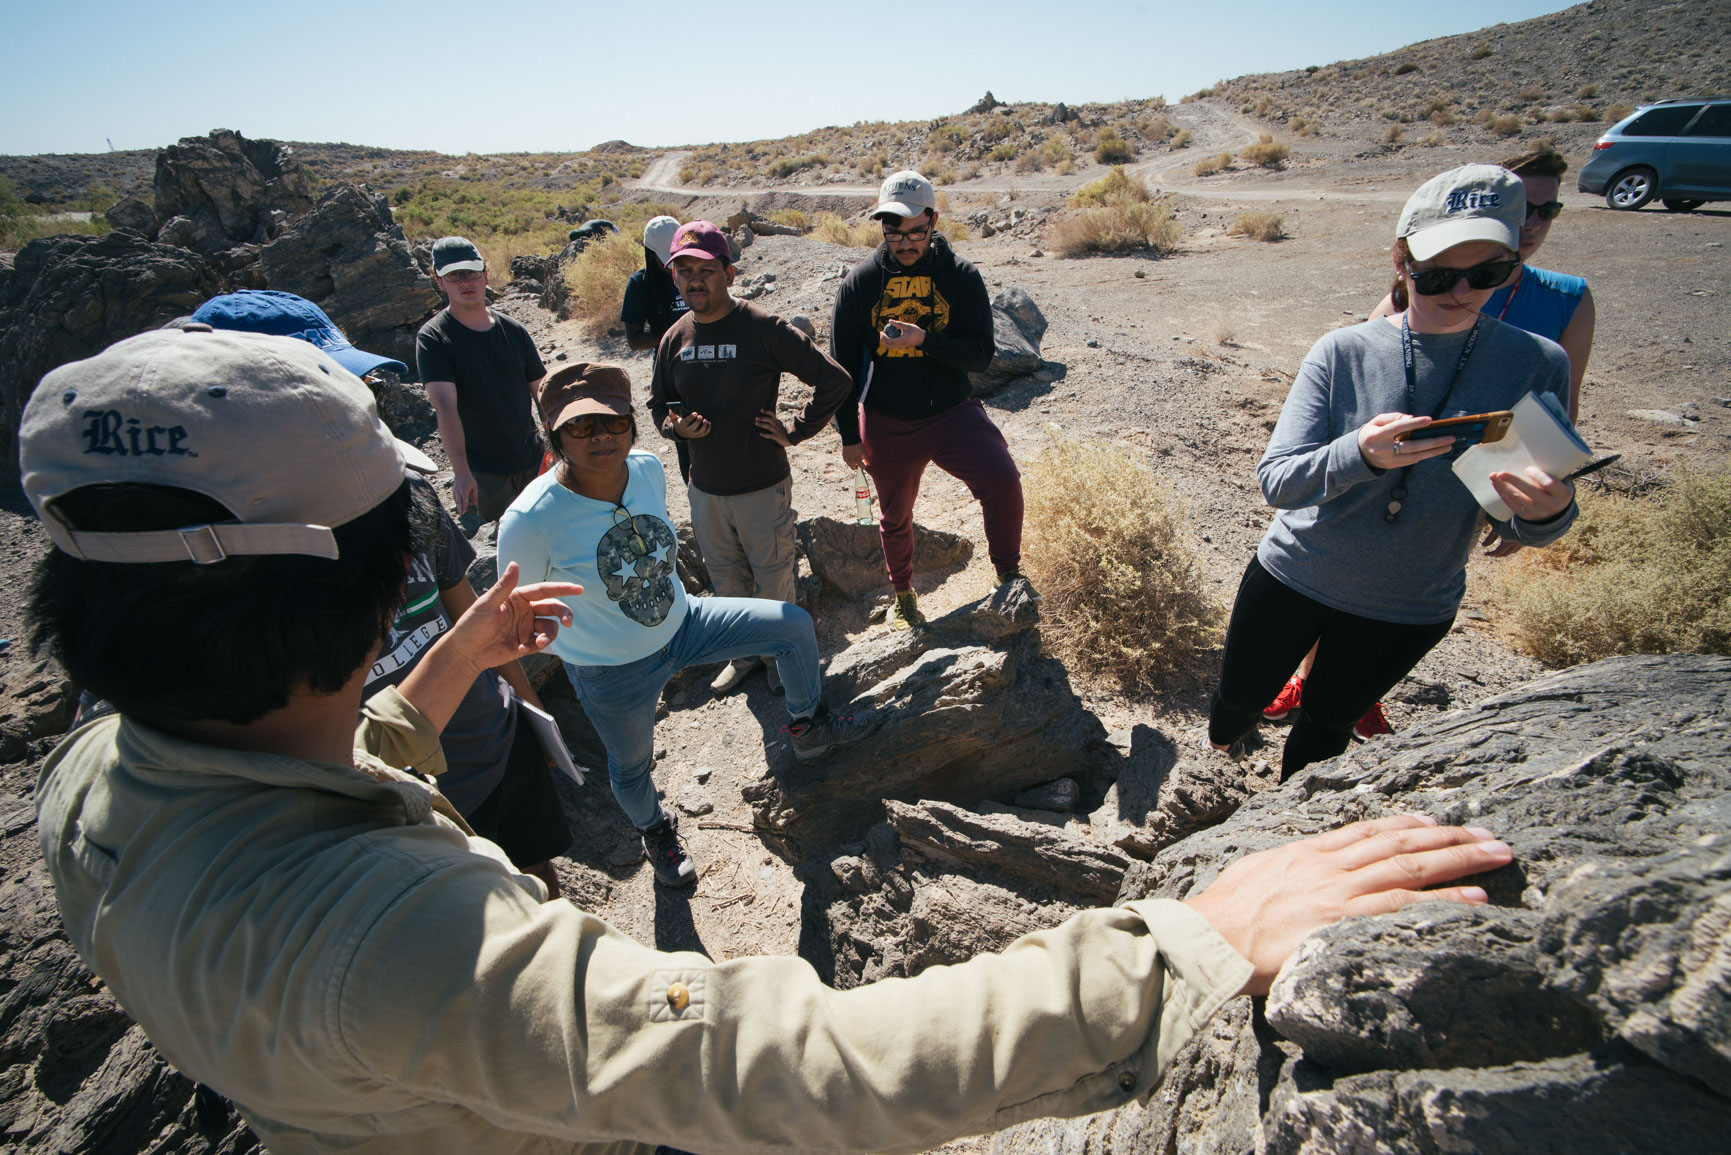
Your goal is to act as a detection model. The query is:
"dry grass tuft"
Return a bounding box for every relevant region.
[1052,168,1178,257]
[1227,210,1284,241]
[812,214,882,247]
[1239,134,1290,168]
[1067,166,1149,208]
[564,230,646,334]
[1193,152,1233,177]
[1022,436,1222,691]
[1495,465,1731,665]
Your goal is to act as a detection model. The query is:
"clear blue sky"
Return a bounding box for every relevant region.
[2,0,1581,156]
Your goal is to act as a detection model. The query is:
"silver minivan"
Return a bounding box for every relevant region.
[1578,98,1731,211]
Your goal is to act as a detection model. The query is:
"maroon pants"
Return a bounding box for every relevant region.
[861,399,1023,591]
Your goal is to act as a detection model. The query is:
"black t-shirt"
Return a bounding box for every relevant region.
[416,309,547,475]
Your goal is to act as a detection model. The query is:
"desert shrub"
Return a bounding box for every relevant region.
[1577,84,1599,99]
[1068,166,1149,208]
[1603,102,1635,122]
[1488,113,1523,136]
[769,209,810,231]
[1171,129,1192,148]
[1518,86,1547,104]
[1055,156,1077,175]
[1193,152,1232,177]
[1050,200,1179,257]
[1384,125,1406,145]
[1021,436,1222,691]
[1469,43,1493,60]
[1419,133,1444,147]
[1430,107,1457,126]
[1239,135,1290,168]
[1289,114,1319,136]
[1227,210,1284,241]
[991,142,1019,162]
[1394,62,1420,75]
[1570,105,1600,122]
[564,230,645,335]
[1094,132,1136,164]
[938,219,971,243]
[768,153,827,178]
[1014,149,1045,173]
[1145,114,1172,140]
[858,151,889,178]
[931,166,958,186]
[813,213,881,247]
[1496,466,1731,665]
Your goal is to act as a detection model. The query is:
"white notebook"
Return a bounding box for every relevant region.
[1452,392,1594,521]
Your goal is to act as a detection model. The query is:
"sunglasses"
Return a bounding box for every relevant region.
[1405,257,1520,296]
[439,269,485,283]
[558,413,632,438]
[1526,201,1564,221]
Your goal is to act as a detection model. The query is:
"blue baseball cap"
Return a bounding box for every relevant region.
[190,290,409,379]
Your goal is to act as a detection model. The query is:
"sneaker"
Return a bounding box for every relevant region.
[786,704,881,762]
[887,591,922,631]
[710,656,761,695]
[640,808,697,887]
[993,570,1043,602]
[1262,676,1305,721]
[1352,702,1392,741]
[765,660,784,696]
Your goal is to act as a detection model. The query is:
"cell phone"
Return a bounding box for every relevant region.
[1393,410,1513,447]
[665,401,688,416]
[883,322,903,339]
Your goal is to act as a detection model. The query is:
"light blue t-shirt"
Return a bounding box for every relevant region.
[497,451,689,667]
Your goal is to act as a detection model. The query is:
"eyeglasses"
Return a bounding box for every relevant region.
[558,413,632,439]
[1404,257,1520,296]
[1525,201,1564,221]
[439,269,485,283]
[883,225,932,242]
[611,503,648,555]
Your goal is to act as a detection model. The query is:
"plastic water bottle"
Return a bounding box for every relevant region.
[853,467,874,525]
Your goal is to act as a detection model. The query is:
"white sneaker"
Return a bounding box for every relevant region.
[710,657,762,695]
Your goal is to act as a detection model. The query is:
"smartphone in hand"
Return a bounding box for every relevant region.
[1393,410,1513,448]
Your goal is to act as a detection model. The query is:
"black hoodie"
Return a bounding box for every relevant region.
[829,233,994,444]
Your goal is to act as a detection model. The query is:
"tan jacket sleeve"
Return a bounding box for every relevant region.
[353,685,447,779]
[336,864,1252,1154]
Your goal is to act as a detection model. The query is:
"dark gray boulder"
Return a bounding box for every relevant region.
[971,285,1047,395]
[798,515,972,600]
[996,654,1731,1154]
[152,129,312,256]
[0,231,221,487]
[103,196,157,237]
[258,182,441,372]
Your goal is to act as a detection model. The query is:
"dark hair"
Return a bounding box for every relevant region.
[28,480,439,727]
[1389,237,1413,312]
[1498,147,1568,179]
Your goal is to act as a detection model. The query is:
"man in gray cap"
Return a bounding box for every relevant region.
[418,235,548,522]
[21,326,1514,1153]
[831,170,1033,630]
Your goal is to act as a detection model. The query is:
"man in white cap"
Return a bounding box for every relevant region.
[20,326,1519,1153]
[831,170,1033,630]
[418,235,548,522]
[622,215,688,353]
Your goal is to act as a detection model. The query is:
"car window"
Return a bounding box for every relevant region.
[1622,105,1704,136]
[1682,104,1731,137]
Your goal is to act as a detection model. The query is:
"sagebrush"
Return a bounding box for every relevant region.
[564,230,647,335]
[1495,465,1731,664]
[1228,211,1284,241]
[1021,436,1221,691]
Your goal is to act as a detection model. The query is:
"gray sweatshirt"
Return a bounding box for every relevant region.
[1256,317,1577,624]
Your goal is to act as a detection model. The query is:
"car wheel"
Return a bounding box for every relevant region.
[1662,199,1705,213]
[1605,167,1657,210]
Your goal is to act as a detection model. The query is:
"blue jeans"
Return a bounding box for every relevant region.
[563,597,821,829]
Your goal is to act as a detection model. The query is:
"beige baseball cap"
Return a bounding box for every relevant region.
[21,325,436,564]
[1397,165,1525,261]
[872,170,937,220]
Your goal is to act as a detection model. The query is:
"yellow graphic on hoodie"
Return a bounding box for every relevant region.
[870,275,951,358]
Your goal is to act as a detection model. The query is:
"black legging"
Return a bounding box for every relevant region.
[1209,557,1453,780]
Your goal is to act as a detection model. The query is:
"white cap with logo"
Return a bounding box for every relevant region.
[1396,164,1526,261]
[872,170,937,220]
[21,326,436,565]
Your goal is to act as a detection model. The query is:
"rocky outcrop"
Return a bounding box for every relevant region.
[0,231,222,487]
[152,129,312,257]
[798,516,972,600]
[258,182,441,371]
[997,653,1731,1154]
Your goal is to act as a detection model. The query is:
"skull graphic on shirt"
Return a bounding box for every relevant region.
[597,513,679,626]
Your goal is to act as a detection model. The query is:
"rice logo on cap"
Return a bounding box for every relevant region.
[1445,189,1502,213]
[81,410,194,457]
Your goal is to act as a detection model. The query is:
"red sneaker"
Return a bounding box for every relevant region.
[1353,702,1392,741]
[1262,676,1305,721]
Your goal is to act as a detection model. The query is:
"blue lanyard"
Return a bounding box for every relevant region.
[1388,314,1484,523]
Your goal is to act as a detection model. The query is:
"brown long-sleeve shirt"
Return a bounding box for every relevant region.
[649,299,853,496]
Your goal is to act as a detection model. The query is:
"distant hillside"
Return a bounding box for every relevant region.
[1200,0,1730,152]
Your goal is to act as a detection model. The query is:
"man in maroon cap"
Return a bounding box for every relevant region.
[649,221,854,696]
